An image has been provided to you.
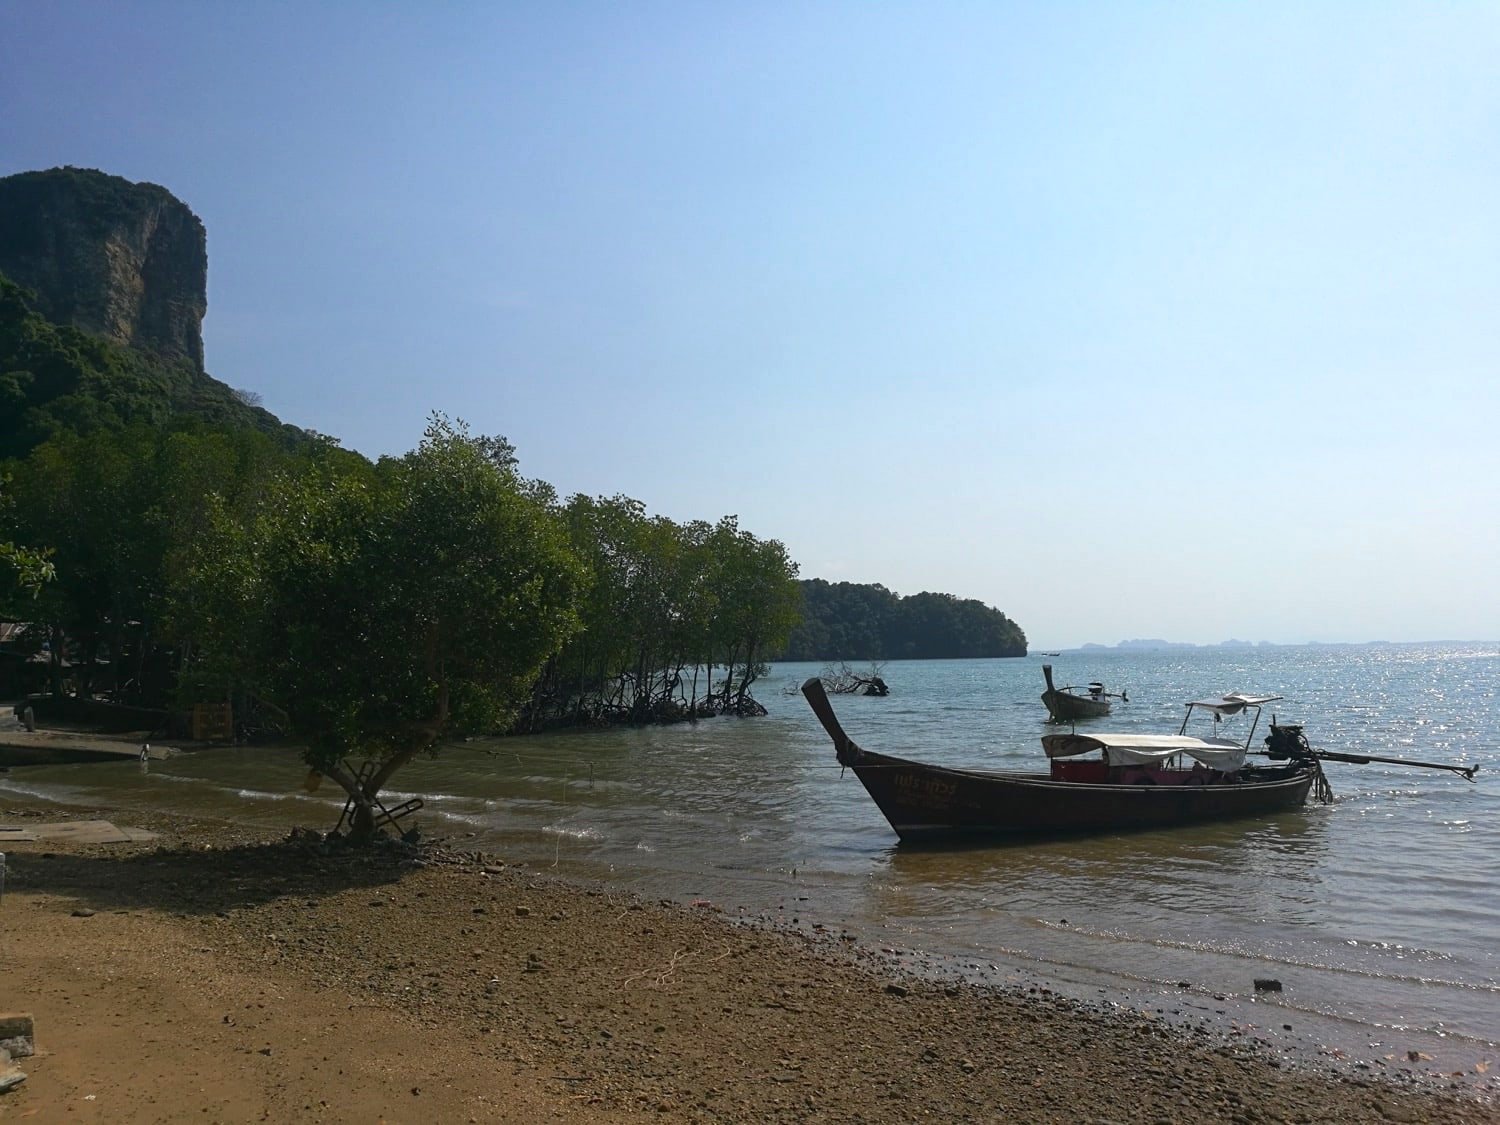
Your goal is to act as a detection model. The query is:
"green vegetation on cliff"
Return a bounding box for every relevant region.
[775,578,1026,661]
[0,274,301,459]
[0,166,188,242]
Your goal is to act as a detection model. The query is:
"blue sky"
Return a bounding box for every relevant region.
[3,3,1497,647]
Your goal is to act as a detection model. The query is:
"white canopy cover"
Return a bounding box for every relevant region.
[1041,732,1249,773]
[1184,693,1281,717]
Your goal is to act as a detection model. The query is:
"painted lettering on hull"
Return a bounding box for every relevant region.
[890,771,958,810]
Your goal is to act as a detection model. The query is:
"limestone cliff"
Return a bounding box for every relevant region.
[0,167,208,371]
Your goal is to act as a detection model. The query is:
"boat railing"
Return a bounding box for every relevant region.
[1177,695,1283,750]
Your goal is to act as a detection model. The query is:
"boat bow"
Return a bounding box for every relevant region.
[801,677,864,766]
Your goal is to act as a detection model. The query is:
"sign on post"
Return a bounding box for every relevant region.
[192,702,233,742]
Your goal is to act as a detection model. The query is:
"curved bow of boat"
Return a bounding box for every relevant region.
[800,677,863,766]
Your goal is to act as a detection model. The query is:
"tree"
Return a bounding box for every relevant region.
[4,422,291,704]
[0,539,53,592]
[0,471,53,599]
[0,481,53,602]
[4,426,168,696]
[533,501,800,727]
[707,518,801,713]
[188,415,584,837]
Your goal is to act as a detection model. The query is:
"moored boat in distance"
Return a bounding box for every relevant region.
[1040,663,1125,722]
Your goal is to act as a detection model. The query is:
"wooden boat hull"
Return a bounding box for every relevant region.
[843,749,1315,841]
[1041,689,1110,721]
[800,676,1314,842]
[1040,663,1112,721]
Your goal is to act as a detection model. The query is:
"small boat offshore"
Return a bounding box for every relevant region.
[1040,662,1124,721]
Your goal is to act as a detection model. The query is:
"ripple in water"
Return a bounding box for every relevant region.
[6,644,1498,1073]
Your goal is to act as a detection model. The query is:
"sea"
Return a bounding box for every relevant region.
[5,644,1498,1085]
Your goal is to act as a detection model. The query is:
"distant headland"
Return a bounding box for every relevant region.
[1078,639,1284,651]
[1064,638,1488,651]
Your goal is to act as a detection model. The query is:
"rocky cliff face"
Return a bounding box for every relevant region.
[0,167,208,371]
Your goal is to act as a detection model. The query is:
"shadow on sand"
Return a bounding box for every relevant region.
[5,831,420,916]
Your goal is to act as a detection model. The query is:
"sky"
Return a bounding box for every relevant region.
[3,3,1497,648]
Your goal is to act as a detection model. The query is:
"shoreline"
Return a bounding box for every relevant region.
[3,793,1494,1122]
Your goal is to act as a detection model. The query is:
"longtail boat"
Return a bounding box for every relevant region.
[1040,663,1123,721]
[800,678,1475,842]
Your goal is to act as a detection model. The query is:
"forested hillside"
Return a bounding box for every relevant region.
[0,274,302,459]
[775,578,1027,660]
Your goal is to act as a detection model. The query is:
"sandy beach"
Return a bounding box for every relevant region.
[0,795,1492,1124]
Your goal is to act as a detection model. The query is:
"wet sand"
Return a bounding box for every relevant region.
[0,795,1492,1123]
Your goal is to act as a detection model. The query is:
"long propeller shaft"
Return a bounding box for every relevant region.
[1313,749,1479,781]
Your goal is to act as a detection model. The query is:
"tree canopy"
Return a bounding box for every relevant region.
[528,500,800,727]
[0,475,53,595]
[178,416,585,834]
[0,412,807,833]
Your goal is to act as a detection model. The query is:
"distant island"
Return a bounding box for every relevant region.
[1067,638,1454,651]
[1078,638,1281,651]
[773,579,1026,661]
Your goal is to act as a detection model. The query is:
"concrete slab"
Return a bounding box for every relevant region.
[0,731,177,767]
[0,820,157,845]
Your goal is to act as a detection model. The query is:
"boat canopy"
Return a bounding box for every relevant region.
[1185,693,1282,717]
[1042,732,1248,773]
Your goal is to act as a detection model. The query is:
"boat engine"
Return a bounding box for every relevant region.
[1265,722,1313,761]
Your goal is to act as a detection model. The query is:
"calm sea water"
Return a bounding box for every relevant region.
[6,644,1498,1079]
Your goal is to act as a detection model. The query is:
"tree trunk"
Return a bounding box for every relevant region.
[349,796,378,840]
[721,645,740,708]
[323,760,381,841]
[735,640,756,713]
[48,625,64,696]
[575,645,588,725]
[362,680,449,803]
[80,631,100,699]
[110,619,125,699]
[633,647,648,719]
[132,621,149,705]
